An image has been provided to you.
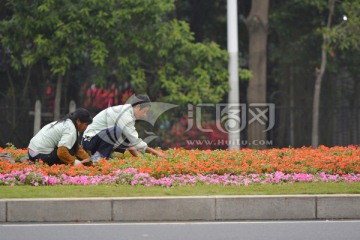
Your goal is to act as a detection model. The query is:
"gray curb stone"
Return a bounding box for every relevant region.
[317,196,360,219]
[5,199,112,222]
[216,195,316,220]
[1,195,359,222]
[113,197,215,221]
[0,201,6,222]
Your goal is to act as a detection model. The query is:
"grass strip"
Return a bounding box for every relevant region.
[1,182,360,198]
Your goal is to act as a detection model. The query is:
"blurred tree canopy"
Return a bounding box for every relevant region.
[326,0,360,49]
[0,0,230,109]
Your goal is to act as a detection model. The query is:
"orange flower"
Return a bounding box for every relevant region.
[1,145,360,178]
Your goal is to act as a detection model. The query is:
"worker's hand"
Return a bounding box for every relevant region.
[73,159,82,166]
[154,150,166,158]
[128,147,140,157]
[81,157,93,166]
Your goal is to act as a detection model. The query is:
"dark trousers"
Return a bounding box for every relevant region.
[82,127,129,159]
[28,147,76,166]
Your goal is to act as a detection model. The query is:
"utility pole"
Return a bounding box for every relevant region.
[227,0,240,150]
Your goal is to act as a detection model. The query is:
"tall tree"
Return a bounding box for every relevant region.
[311,0,360,147]
[311,0,335,148]
[245,0,269,149]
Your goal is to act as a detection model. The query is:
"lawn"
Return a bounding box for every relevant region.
[1,182,360,198]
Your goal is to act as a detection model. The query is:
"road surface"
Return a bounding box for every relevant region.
[1,220,359,240]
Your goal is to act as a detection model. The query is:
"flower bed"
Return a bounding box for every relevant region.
[0,145,360,186]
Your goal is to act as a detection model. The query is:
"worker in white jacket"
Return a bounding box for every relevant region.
[82,94,164,159]
[28,108,93,166]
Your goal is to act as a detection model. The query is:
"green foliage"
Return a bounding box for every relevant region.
[306,0,360,50]
[239,68,252,81]
[5,142,16,150]
[0,0,229,105]
[301,0,328,11]
[327,0,360,49]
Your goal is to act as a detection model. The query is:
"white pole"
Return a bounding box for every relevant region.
[69,100,76,113]
[34,100,41,135]
[227,0,240,150]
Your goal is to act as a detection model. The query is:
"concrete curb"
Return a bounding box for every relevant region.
[1,195,359,222]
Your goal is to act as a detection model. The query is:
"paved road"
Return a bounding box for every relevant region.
[1,220,360,240]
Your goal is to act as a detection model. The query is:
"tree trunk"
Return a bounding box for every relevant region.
[311,0,335,148]
[246,0,269,149]
[21,66,32,104]
[54,75,62,120]
[289,65,295,147]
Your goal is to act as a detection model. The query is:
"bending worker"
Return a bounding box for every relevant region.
[82,94,164,159]
[28,108,93,166]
